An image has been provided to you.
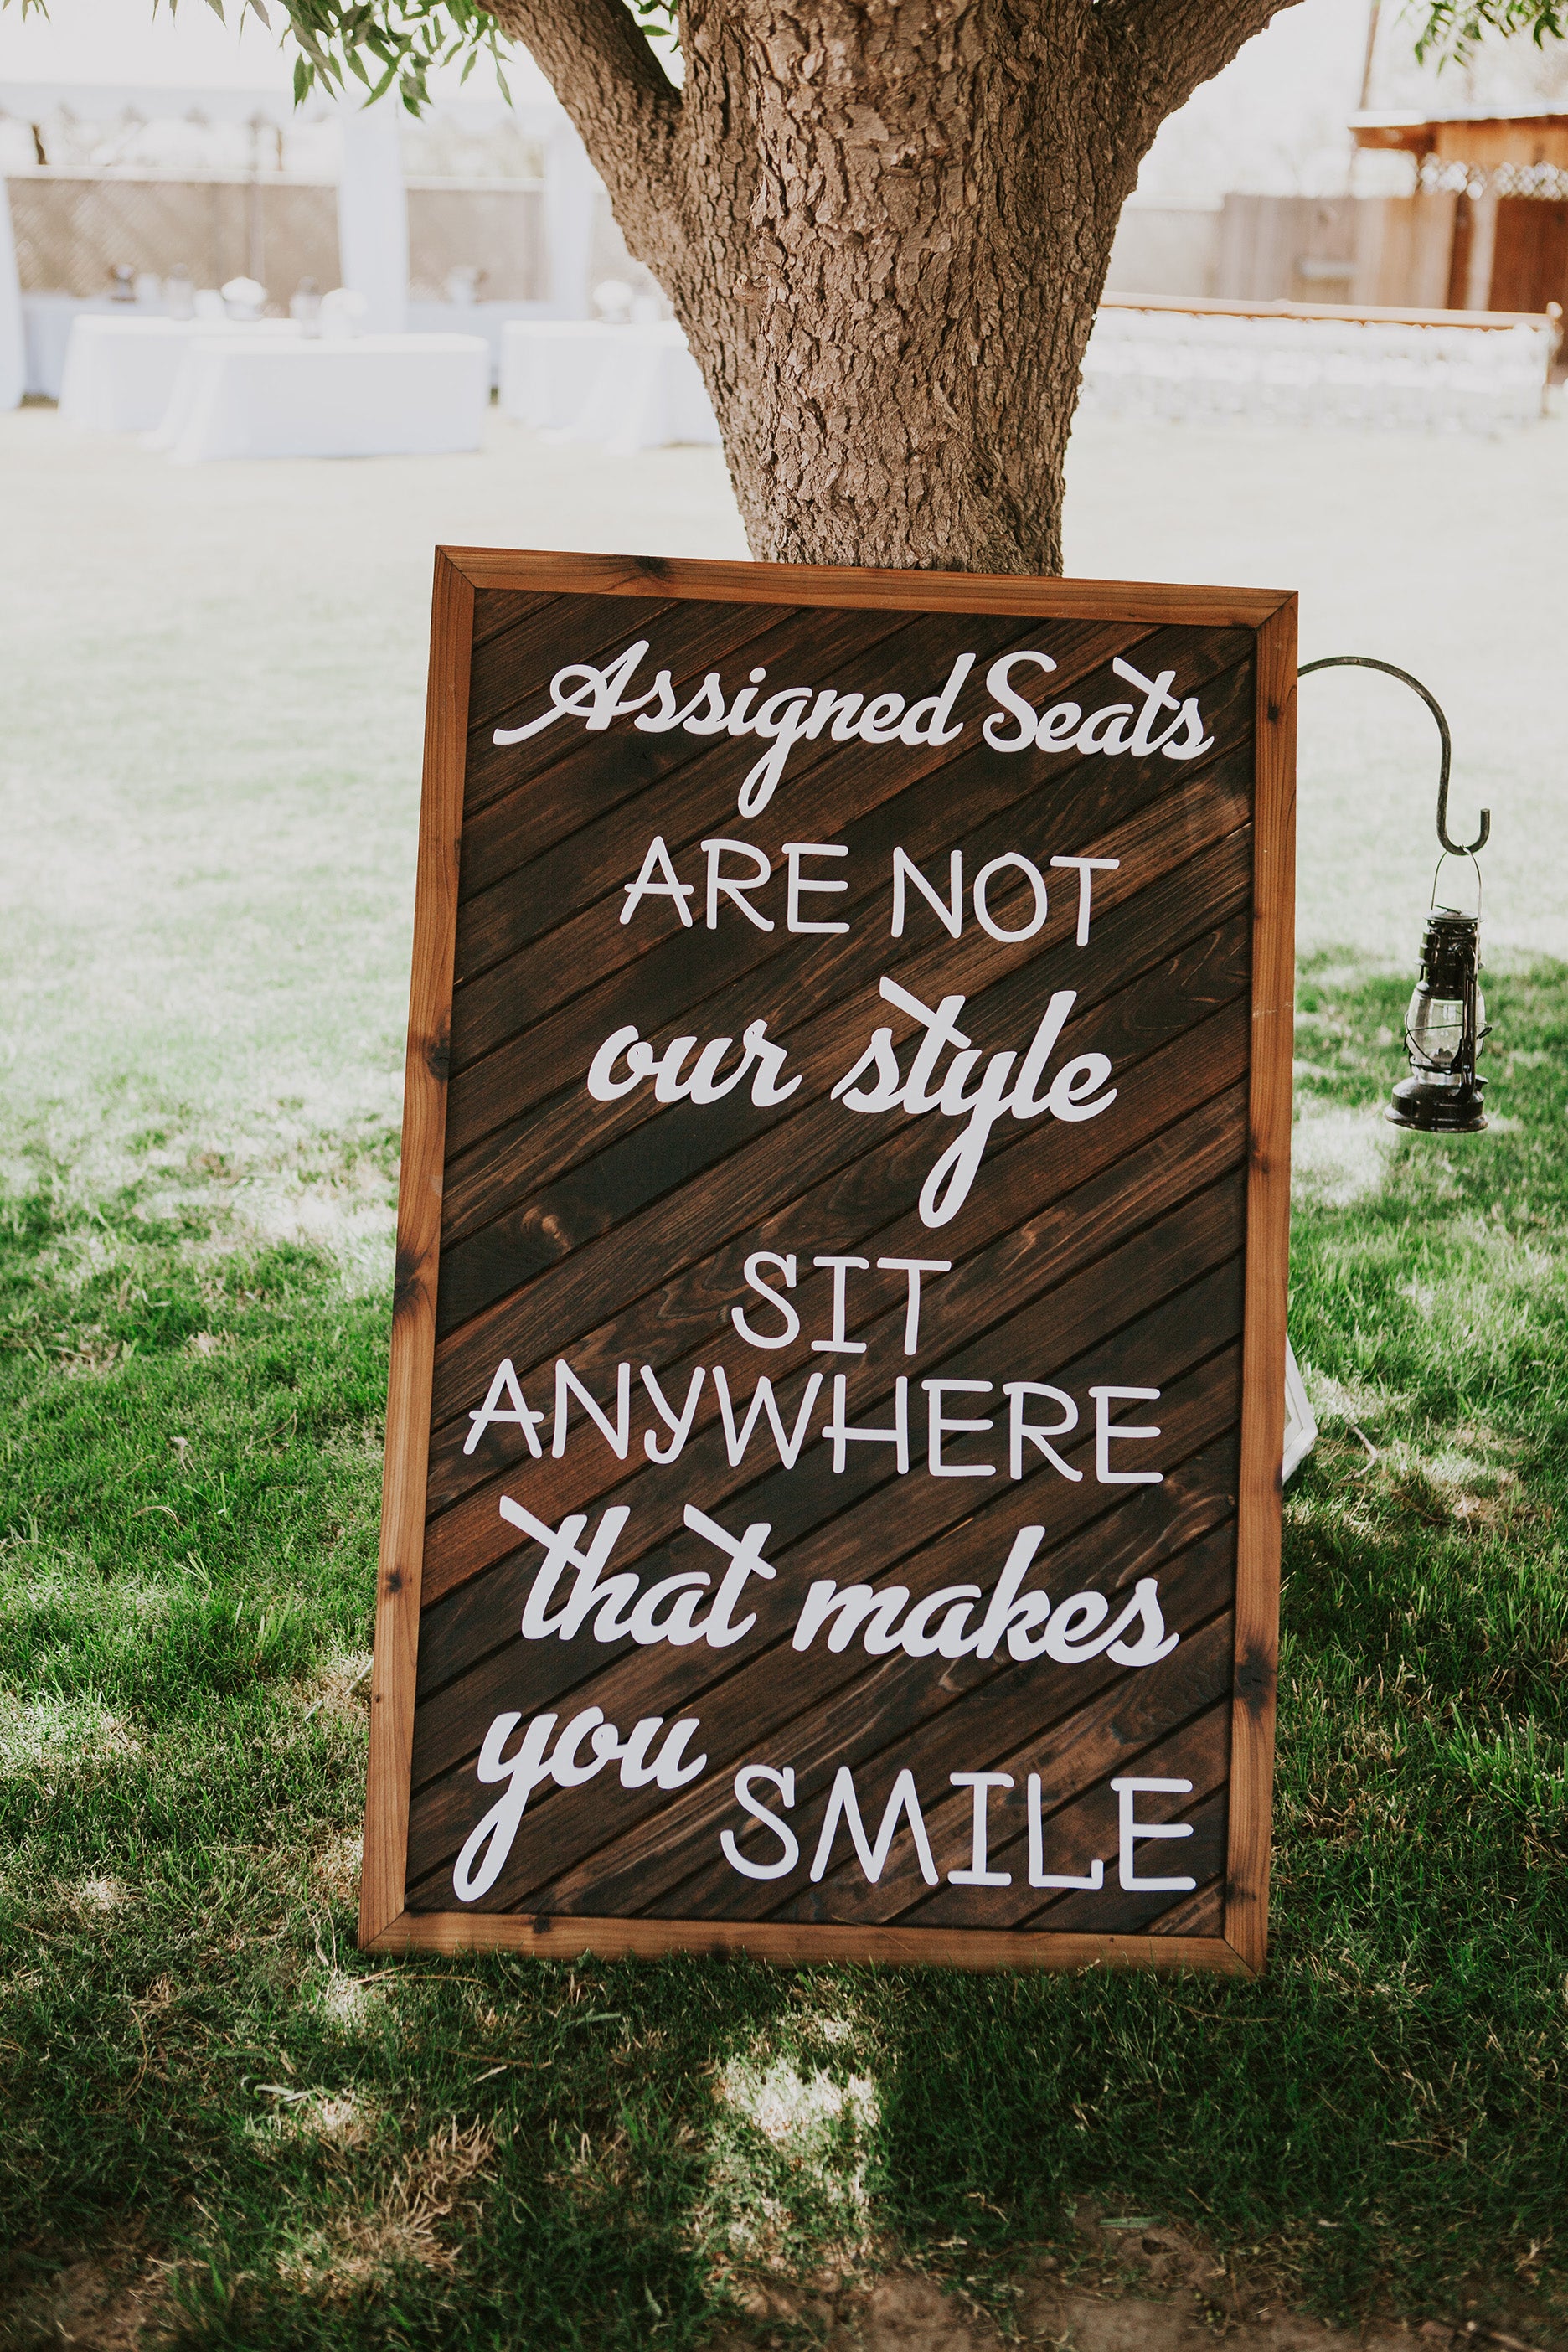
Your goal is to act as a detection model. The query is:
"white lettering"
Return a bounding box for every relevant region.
[1049,854,1120,946]
[703,838,774,931]
[823,1374,910,1475]
[1027,1773,1106,1890]
[1089,1385,1164,1484]
[711,1367,823,1469]
[683,1504,778,1646]
[1075,701,1136,756]
[968,1526,1050,1660]
[586,1023,647,1100]
[890,848,964,940]
[451,1704,707,1903]
[876,1256,952,1354]
[858,691,906,744]
[1106,1578,1180,1667]
[787,1532,1179,1673]
[1112,656,1184,756]
[972,853,1049,944]
[830,1026,905,1112]
[493,640,655,745]
[585,1019,798,1112]
[1111,1776,1196,1891]
[732,1251,800,1350]
[452,1711,560,1900]
[465,1357,545,1458]
[553,1360,632,1461]
[1008,992,1081,1118]
[619,834,695,928]
[741,1019,801,1106]
[683,1034,756,1103]
[1044,1052,1117,1123]
[1159,700,1215,761]
[626,1571,713,1647]
[899,652,974,745]
[641,1363,705,1464]
[924,1378,995,1477]
[1005,1382,1082,1482]
[897,1583,984,1658]
[983,651,1057,751]
[783,840,849,935]
[726,668,768,736]
[721,1765,799,1880]
[830,978,1113,1229]
[738,693,814,818]
[496,640,1210,817]
[501,1498,636,1642]
[811,1255,868,1356]
[880,978,972,1112]
[948,1772,1014,1885]
[672,672,730,735]
[792,1579,912,1654]
[1036,700,1082,750]
[809,1765,938,1886]
[918,1048,1019,1228]
[806,688,864,743]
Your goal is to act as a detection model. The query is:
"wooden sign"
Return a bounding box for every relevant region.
[359,549,1295,1977]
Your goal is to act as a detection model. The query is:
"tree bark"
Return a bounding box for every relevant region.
[489,0,1299,575]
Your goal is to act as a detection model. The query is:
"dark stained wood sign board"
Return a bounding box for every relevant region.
[359,549,1296,1978]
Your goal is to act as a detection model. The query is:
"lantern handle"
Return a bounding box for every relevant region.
[1431,848,1482,919]
[1297,654,1490,856]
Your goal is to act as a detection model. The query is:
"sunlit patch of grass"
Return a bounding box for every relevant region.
[0,1690,148,1776]
[701,2032,880,2294]
[268,2118,495,2305]
[1291,1096,1400,1210]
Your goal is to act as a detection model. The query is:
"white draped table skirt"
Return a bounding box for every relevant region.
[500,319,721,453]
[59,316,302,435]
[156,333,491,462]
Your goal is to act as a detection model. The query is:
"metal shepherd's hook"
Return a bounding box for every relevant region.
[1297,654,1490,857]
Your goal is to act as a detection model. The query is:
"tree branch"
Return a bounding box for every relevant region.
[1101,0,1306,141]
[487,0,683,250]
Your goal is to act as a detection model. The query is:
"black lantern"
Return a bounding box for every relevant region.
[1387,905,1487,1133]
[1299,655,1491,1137]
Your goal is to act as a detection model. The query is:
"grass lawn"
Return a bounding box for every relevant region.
[3,965,1564,2348]
[1,408,1565,2347]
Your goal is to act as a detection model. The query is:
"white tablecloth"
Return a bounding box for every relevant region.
[158,333,491,462]
[501,319,617,430]
[22,294,118,401]
[58,315,300,434]
[500,318,721,452]
[406,299,551,388]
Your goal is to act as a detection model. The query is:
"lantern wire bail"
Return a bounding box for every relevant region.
[1297,654,1490,857]
[1430,847,1482,920]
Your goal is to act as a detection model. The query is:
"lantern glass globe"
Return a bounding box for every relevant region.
[1406,979,1486,1080]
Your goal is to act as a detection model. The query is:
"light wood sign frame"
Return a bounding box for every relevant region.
[360,549,1296,1978]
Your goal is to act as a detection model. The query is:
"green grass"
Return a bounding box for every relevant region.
[2,964,1565,2350]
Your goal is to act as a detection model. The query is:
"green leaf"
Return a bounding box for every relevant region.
[1411,0,1567,64]
[129,0,680,117]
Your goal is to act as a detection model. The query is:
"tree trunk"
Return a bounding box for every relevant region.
[490,0,1296,575]
[671,2,1148,571]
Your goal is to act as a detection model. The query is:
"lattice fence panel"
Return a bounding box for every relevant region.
[8,173,544,304]
[406,183,544,302]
